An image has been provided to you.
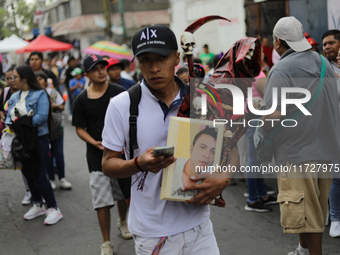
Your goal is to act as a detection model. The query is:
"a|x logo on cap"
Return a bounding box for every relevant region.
[140,28,158,40]
[150,29,157,38]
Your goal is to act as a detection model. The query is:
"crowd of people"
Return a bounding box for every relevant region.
[0,15,339,255]
[0,50,138,252]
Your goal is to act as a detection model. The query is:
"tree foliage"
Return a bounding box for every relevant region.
[0,0,38,39]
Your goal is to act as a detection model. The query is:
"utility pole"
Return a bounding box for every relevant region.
[11,0,19,35]
[118,0,127,44]
[102,0,112,40]
[37,0,45,36]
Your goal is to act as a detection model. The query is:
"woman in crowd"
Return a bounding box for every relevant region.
[1,65,32,205]
[5,65,63,225]
[35,71,72,190]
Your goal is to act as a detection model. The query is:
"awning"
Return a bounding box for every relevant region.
[0,34,29,53]
[16,35,73,53]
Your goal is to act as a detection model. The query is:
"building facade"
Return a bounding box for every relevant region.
[42,0,170,53]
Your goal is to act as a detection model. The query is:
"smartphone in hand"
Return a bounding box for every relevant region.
[153,146,174,158]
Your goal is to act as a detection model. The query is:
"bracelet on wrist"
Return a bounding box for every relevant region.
[134,156,144,172]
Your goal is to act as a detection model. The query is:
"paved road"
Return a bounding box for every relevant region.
[0,119,339,255]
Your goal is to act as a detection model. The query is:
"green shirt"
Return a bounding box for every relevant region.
[199,52,215,65]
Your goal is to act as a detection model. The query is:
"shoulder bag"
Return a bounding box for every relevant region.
[254,54,326,163]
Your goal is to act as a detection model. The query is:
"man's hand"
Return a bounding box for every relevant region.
[93,141,104,150]
[0,111,5,123]
[182,177,228,206]
[137,148,176,174]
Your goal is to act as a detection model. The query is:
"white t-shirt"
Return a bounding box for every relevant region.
[46,87,64,106]
[120,70,134,81]
[102,80,210,238]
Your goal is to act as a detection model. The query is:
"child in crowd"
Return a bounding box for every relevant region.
[69,68,85,99]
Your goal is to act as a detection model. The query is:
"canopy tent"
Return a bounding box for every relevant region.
[83,41,133,60]
[0,34,29,53]
[16,35,73,54]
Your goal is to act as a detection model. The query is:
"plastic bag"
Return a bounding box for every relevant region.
[0,127,21,170]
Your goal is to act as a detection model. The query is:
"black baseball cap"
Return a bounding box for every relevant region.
[83,54,108,73]
[132,24,178,58]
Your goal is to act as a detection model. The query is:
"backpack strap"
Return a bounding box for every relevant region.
[266,53,326,141]
[116,84,141,203]
[128,84,142,160]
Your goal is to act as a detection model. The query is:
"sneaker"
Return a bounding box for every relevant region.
[118,220,133,240]
[24,204,46,220]
[243,189,249,198]
[44,208,63,225]
[21,191,32,205]
[329,221,340,237]
[100,241,113,255]
[288,248,309,255]
[260,195,278,205]
[266,185,276,196]
[245,201,272,212]
[243,186,276,198]
[59,178,72,190]
[50,180,56,190]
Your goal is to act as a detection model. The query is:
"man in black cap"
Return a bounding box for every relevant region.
[102,24,234,254]
[72,54,131,255]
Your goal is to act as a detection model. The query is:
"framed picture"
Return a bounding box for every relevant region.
[160,117,224,202]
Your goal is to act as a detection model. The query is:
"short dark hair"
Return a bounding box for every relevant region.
[203,44,209,49]
[34,70,48,81]
[119,59,130,70]
[29,51,43,60]
[274,36,290,50]
[322,29,340,41]
[67,56,75,64]
[192,127,217,146]
[176,66,188,77]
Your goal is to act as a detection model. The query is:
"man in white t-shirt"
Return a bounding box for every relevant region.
[102,24,235,254]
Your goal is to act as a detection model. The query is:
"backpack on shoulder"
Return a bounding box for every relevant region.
[116,84,141,202]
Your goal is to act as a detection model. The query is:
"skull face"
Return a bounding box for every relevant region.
[181,31,196,55]
[245,42,255,60]
[192,95,201,115]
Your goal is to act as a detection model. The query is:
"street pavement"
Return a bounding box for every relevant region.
[0,118,339,255]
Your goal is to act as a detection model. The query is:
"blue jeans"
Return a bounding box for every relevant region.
[330,166,340,221]
[67,87,74,115]
[246,126,268,203]
[47,133,65,181]
[23,135,57,208]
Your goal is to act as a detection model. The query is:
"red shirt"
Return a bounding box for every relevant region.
[262,45,274,67]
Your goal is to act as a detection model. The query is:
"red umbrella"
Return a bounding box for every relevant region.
[16,35,73,54]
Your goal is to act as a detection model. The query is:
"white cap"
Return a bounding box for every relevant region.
[273,16,311,52]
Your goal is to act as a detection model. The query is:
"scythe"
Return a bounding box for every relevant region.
[177,16,262,207]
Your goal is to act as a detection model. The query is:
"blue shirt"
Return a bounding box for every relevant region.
[69,77,86,97]
[117,77,136,90]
